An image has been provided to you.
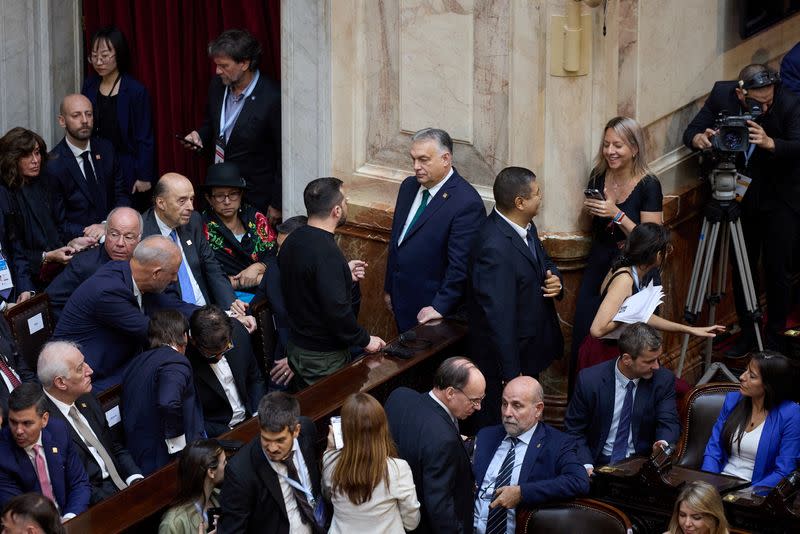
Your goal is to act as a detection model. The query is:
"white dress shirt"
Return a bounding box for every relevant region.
[131,277,143,310]
[493,208,531,245]
[209,356,246,428]
[398,168,454,244]
[65,137,98,181]
[473,424,537,534]
[154,211,206,305]
[266,439,314,534]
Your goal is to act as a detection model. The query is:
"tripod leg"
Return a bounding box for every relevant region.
[729,219,764,351]
[705,224,730,369]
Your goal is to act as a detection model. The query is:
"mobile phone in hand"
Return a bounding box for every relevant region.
[583,188,605,201]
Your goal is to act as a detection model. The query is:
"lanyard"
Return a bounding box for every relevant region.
[744,142,756,167]
[263,449,316,505]
[219,70,260,139]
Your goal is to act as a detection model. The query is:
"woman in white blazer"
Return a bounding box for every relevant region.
[322,392,420,533]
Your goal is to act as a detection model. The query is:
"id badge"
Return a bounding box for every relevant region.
[214,135,225,163]
[0,259,13,291]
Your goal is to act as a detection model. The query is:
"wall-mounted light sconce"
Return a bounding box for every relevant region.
[550,0,603,77]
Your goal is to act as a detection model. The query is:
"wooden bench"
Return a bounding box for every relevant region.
[63,318,467,533]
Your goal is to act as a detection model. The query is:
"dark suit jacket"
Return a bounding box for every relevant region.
[53,260,196,391]
[46,245,110,323]
[43,393,140,504]
[473,423,588,508]
[564,359,680,466]
[385,387,473,534]
[682,80,800,214]
[0,418,90,516]
[384,170,485,332]
[0,315,37,417]
[83,73,156,189]
[219,417,320,534]
[121,346,206,475]
[467,212,564,380]
[197,72,282,210]
[188,321,266,437]
[47,136,129,240]
[142,209,236,309]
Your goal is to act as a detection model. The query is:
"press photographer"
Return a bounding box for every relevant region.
[683,64,800,354]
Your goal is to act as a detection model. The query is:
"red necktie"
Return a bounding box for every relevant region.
[33,444,56,503]
[0,357,21,388]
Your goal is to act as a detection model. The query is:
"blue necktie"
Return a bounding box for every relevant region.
[611,381,635,463]
[486,437,518,534]
[401,189,430,241]
[169,230,196,305]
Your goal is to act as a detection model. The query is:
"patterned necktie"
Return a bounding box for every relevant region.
[68,406,126,490]
[401,189,431,241]
[280,450,319,531]
[0,356,21,388]
[486,437,518,534]
[33,444,56,503]
[169,230,196,305]
[611,381,636,463]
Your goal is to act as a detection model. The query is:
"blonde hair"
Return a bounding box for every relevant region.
[666,481,729,534]
[590,116,651,180]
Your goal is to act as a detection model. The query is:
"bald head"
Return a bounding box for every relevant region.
[153,173,195,228]
[130,236,182,294]
[58,94,93,146]
[501,376,544,437]
[105,207,143,261]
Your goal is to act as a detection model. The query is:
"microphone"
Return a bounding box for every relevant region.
[398,331,417,345]
[383,330,419,360]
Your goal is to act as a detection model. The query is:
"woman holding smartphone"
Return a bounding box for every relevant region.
[570,116,664,393]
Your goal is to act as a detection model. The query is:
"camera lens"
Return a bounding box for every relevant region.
[722,131,745,151]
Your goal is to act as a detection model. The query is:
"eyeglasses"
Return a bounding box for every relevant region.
[89,53,116,64]
[453,387,485,407]
[200,341,234,361]
[210,191,242,203]
[107,231,140,244]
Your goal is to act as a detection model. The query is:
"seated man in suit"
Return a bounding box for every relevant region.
[48,94,129,241]
[473,376,589,534]
[0,314,37,418]
[564,322,680,475]
[187,305,265,438]
[0,383,90,520]
[53,235,192,391]
[143,173,245,315]
[122,309,206,475]
[46,206,142,322]
[385,357,485,534]
[219,392,324,534]
[38,341,142,504]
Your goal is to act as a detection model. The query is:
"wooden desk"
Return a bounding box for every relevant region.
[64,319,466,533]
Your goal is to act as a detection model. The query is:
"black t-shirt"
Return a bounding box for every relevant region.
[589,173,663,246]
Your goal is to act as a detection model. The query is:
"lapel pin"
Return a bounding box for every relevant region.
[536,442,542,448]
[95,154,101,160]
[442,192,449,200]
[52,447,58,454]
[186,240,192,246]
[80,402,87,408]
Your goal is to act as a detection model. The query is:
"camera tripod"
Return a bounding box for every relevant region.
[675,160,763,382]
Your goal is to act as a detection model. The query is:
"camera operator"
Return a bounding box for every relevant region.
[683,64,800,354]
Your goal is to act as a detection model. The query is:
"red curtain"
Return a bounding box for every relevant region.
[81,0,280,186]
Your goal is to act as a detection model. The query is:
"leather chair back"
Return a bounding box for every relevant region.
[674,382,740,468]
[3,293,54,371]
[516,498,632,534]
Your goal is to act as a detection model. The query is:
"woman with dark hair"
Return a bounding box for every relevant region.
[159,439,226,534]
[1,493,64,534]
[571,117,665,385]
[82,25,155,205]
[664,481,730,534]
[702,352,800,488]
[0,127,94,293]
[576,222,723,371]
[323,392,420,533]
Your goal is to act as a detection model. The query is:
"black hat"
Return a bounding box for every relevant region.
[204,162,246,189]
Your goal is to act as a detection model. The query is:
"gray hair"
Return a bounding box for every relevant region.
[411,128,453,155]
[433,356,475,391]
[618,322,662,359]
[37,340,82,386]
[106,206,144,235]
[132,235,180,266]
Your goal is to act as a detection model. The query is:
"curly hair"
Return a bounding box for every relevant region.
[0,127,47,189]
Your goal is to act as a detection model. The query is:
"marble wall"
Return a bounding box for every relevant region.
[0,0,81,146]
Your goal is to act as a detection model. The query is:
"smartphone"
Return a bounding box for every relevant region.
[331,416,343,449]
[174,133,203,150]
[207,506,222,531]
[583,188,605,200]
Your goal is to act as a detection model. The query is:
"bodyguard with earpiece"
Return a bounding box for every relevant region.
[682,64,800,355]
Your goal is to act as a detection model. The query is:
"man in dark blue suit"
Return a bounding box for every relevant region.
[0,383,90,520]
[48,94,129,242]
[385,357,486,534]
[384,128,485,333]
[473,376,588,534]
[122,310,206,475]
[564,323,680,475]
[467,166,564,427]
[46,206,142,322]
[53,236,193,391]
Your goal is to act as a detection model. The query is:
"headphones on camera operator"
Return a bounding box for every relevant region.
[737,66,781,114]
